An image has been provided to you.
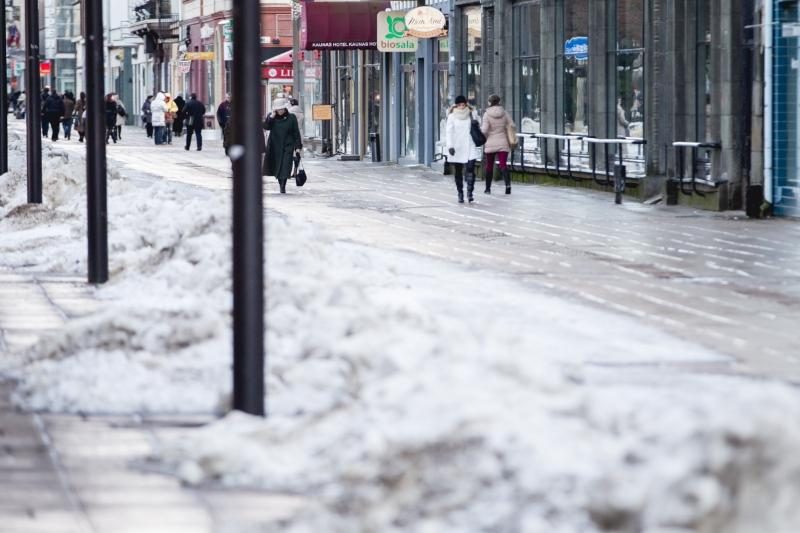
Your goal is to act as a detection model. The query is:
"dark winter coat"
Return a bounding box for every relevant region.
[44,94,65,116]
[262,112,302,179]
[173,96,186,131]
[105,100,118,129]
[141,99,152,124]
[184,98,206,130]
[216,100,231,129]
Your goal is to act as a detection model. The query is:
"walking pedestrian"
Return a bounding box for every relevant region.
[44,89,65,141]
[446,95,481,203]
[150,92,167,145]
[163,93,177,144]
[141,95,154,138]
[183,93,206,151]
[40,86,50,137]
[105,93,119,144]
[216,94,231,131]
[61,91,75,140]
[173,94,186,137]
[115,95,127,141]
[263,97,302,194]
[481,94,516,195]
[73,92,86,142]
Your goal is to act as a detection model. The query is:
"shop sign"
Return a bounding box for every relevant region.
[312,104,333,121]
[404,6,446,39]
[184,51,216,61]
[222,20,234,61]
[564,36,589,61]
[39,60,51,76]
[377,11,418,52]
[262,66,294,80]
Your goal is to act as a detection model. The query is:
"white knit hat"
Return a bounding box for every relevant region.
[272,97,289,110]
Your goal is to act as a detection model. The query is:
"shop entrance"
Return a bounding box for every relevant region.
[335,64,354,155]
[401,54,417,159]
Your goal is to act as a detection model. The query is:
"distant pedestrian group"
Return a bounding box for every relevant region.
[37,86,104,144]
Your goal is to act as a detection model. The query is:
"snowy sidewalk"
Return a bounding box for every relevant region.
[3,121,800,532]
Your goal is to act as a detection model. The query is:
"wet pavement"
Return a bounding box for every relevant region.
[63,122,800,380]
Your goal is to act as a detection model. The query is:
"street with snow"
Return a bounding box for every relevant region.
[2,121,800,533]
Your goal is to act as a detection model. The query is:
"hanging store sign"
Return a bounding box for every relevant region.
[262,66,294,80]
[184,51,216,61]
[39,60,51,76]
[564,36,589,61]
[301,1,388,50]
[312,104,333,121]
[222,20,234,61]
[404,6,446,39]
[377,11,418,52]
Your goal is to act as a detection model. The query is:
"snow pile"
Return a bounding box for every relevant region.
[3,137,800,531]
[0,137,232,413]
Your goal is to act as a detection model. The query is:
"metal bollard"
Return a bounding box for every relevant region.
[613,163,626,204]
[369,132,381,162]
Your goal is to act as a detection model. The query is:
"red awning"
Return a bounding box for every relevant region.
[301,1,389,50]
[264,50,292,67]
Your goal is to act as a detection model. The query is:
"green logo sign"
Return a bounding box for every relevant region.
[385,16,408,39]
[377,11,418,52]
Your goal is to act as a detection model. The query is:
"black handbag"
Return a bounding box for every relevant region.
[293,155,307,187]
[470,119,486,147]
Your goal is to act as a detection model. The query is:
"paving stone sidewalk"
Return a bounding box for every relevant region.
[0,271,300,533]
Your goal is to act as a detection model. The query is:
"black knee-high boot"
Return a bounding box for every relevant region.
[502,169,511,194]
[454,173,464,203]
[279,178,287,194]
[466,170,475,202]
[484,166,493,194]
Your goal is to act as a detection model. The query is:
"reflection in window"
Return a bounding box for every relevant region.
[616,0,644,139]
[616,0,645,171]
[436,38,450,147]
[563,2,589,135]
[696,0,712,142]
[464,6,482,107]
[513,2,541,135]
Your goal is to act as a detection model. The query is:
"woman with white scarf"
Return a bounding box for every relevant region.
[445,95,482,203]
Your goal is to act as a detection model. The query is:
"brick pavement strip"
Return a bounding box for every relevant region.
[0,272,303,532]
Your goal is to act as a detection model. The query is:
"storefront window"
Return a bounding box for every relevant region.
[563,2,589,135]
[402,53,417,158]
[513,2,541,136]
[435,37,450,148]
[616,0,644,139]
[365,50,382,155]
[463,6,482,107]
[696,0,711,142]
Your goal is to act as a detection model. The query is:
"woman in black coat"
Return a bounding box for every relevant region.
[173,95,186,136]
[263,97,302,194]
[104,94,119,144]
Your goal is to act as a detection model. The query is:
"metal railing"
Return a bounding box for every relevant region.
[671,141,724,197]
[584,137,647,204]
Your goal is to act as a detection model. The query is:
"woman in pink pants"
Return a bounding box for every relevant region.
[481,94,516,194]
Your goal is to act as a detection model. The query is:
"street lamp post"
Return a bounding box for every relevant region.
[84,0,109,284]
[0,1,8,175]
[231,0,265,416]
[24,0,41,203]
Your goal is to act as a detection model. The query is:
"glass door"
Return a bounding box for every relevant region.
[402,53,417,159]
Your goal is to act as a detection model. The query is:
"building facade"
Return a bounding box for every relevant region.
[300,0,799,215]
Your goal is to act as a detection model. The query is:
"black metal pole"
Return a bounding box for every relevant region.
[84,0,109,284]
[231,0,265,416]
[0,1,8,175]
[24,0,41,203]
